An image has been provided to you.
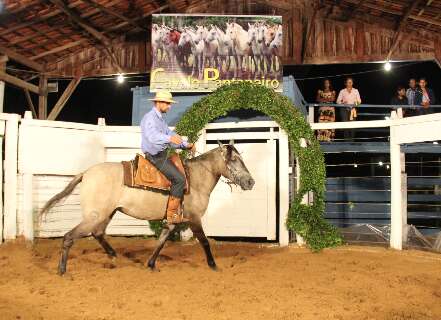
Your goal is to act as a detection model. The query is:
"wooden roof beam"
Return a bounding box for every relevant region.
[47,77,81,120]
[0,71,40,94]
[343,0,441,27]
[0,0,122,37]
[387,0,424,60]
[48,0,123,73]
[31,40,89,60]
[23,89,38,119]
[0,44,44,72]
[80,0,148,31]
[252,0,291,11]
[342,0,367,21]
[107,4,169,31]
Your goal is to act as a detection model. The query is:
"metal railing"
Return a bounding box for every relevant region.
[307,103,441,123]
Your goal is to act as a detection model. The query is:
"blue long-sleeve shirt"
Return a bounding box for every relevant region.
[141,107,188,155]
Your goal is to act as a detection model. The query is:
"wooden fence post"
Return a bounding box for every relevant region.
[279,129,290,246]
[4,114,20,240]
[390,124,403,250]
[21,112,34,241]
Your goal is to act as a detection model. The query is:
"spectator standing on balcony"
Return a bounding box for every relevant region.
[415,78,436,115]
[390,85,408,117]
[316,79,336,141]
[406,78,417,105]
[406,78,418,117]
[336,77,361,140]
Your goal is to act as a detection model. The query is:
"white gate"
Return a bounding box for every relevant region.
[196,121,289,242]
[202,141,277,239]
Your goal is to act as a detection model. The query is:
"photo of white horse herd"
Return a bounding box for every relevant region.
[151,15,283,83]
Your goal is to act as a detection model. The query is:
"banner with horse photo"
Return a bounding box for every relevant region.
[151,14,283,92]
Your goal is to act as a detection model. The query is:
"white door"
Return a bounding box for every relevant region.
[201,141,277,239]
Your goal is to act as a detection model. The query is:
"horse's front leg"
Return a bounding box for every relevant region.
[190,222,217,270]
[147,224,176,270]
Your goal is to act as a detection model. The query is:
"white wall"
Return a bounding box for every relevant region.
[6,115,289,244]
[17,117,154,238]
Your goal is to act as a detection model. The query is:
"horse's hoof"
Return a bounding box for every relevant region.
[208,262,218,271]
[148,265,160,272]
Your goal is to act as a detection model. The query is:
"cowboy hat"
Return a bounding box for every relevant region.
[149,91,177,104]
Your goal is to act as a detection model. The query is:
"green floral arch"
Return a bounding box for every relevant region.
[175,82,342,251]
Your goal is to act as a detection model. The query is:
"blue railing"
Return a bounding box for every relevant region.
[307,103,441,122]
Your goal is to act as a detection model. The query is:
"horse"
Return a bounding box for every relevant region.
[151,24,165,66]
[257,23,277,74]
[195,25,219,70]
[226,22,250,78]
[176,28,192,70]
[246,22,262,78]
[269,25,283,74]
[165,29,181,69]
[207,26,234,77]
[178,28,205,79]
[39,141,255,275]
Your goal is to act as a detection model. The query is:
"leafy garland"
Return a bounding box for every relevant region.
[150,82,342,251]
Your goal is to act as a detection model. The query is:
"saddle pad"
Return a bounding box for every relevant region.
[122,153,189,193]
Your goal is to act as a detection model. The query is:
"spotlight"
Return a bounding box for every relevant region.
[354,164,358,168]
[378,161,383,166]
[386,165,390,169]
[117,73,124,83]
[384,61,392,72]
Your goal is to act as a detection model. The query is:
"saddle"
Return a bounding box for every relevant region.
[121,153,189,193]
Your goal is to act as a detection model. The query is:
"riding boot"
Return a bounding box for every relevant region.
[166,196,189,224]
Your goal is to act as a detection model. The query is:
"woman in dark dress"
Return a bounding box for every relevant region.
[316,79,336,141]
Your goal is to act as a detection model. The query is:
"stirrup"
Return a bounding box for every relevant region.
[167,212,189,225]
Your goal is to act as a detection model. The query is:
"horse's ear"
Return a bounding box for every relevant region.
[217,140,224,148]
[228,139,234,145]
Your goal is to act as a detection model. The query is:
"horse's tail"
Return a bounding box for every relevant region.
[39,173,84,219]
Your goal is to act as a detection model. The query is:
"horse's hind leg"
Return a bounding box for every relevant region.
[92,214,117,258]
[147,224,176,270]
[58,217,101,275]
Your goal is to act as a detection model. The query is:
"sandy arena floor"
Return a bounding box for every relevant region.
[0,237,440,320]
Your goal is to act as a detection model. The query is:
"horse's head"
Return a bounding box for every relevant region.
[264,26,276,47]
[257,23,265,44]
[207,25,217,42]
[217,140,255,191]
[195,25,207,44]
[169,29,180,43]
[247,22,258,46]
[225,22,236,41]
[270,25,283,49]
[178,31,190,48]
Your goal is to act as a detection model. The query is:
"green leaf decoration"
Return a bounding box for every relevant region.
[149,82,342,251]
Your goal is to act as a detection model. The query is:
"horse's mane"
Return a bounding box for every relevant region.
[186,145,238,164]
[186,146,220,163]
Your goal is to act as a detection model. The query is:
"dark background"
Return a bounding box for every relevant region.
[3,60,440,125]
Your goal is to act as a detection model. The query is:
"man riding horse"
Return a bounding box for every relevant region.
[141,90,195,225]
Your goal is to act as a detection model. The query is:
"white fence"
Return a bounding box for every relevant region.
[0,112,292,246]
[311,111,441,249]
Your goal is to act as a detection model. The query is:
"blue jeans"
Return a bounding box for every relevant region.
[144,150,185,198]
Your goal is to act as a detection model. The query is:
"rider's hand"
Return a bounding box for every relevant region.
[187,143,196,156]
[170,135,183,145]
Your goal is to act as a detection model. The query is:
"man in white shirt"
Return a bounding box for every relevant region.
[336,77,361,140]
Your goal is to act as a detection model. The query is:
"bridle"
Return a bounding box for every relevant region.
[186,148,239,189]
